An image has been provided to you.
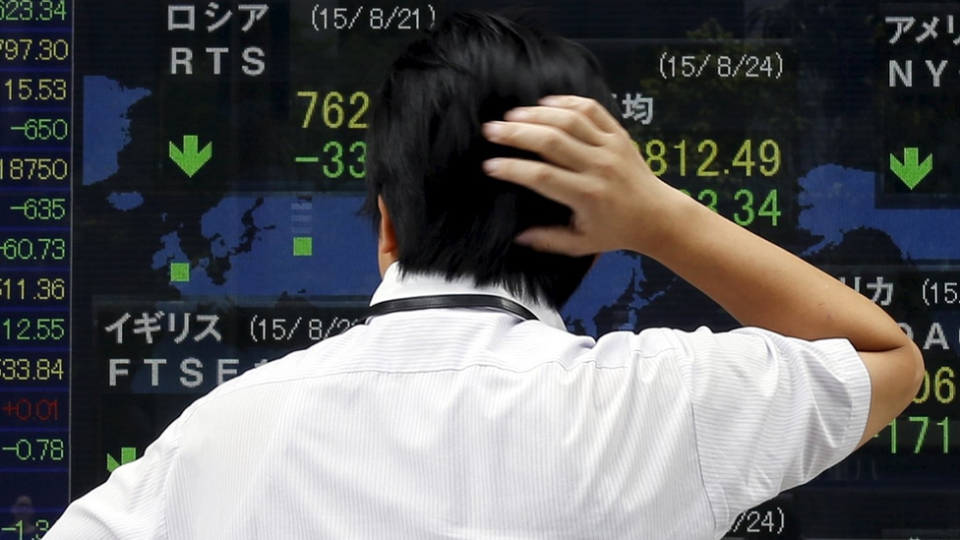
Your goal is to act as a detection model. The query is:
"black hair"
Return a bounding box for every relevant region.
[362,10,620,310]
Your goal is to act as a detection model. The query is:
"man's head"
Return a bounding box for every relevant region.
[11,495,33,522]
[363,11,619,310]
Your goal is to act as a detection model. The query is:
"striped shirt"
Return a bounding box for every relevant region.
[46,263,871,540]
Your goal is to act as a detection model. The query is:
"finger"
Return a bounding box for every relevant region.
[515,226,590,257]
[483,120,597,173]
[503,105,607,147]
[482,156,586,209]
[539,95,623,135]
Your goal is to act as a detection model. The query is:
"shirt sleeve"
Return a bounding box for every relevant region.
[42,415,183,540]
[665,326,871,537]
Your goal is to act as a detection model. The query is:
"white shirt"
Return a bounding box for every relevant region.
[46,263,871,540]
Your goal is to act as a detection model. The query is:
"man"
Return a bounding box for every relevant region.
[1,496,40,540]
[46,11,922,539]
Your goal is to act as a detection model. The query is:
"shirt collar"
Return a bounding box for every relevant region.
[369,262,567,331]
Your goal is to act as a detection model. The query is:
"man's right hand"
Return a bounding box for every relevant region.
[481,95,688,259]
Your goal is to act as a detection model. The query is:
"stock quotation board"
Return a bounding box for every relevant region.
[0,0,958,538]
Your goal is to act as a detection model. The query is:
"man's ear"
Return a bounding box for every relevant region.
[377,195,398,257]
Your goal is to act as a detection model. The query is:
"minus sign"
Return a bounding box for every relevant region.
[295,157,320,163]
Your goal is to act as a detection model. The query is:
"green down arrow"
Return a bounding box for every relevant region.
[106,446,139,473]
[889,147,932,190]
[169,135,213,177]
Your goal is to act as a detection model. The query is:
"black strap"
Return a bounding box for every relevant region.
[366,294,539,322]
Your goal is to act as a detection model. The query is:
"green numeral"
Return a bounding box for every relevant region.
[758,189,780,226]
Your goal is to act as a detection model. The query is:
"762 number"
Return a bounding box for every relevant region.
[298,91,370,129]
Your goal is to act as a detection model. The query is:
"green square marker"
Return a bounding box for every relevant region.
[170,262,191,283]
[293,237,313,257]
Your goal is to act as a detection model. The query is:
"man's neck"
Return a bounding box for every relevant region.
[368,263,567,331]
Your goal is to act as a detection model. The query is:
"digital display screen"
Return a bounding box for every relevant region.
[1,0,958,538]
